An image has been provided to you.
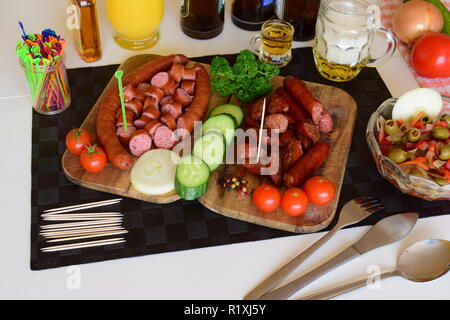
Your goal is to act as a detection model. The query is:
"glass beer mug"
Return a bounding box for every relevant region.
[313,0,396,82]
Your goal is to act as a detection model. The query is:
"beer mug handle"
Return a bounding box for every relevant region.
[250,33,262,55]
[366,28,396,67]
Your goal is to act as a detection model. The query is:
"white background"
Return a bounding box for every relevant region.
[0,0,448,300]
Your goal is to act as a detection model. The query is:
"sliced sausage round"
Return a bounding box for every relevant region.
[161,102,182,119]
[161,79,178,96]
[129,129,152,157]
[136,82,151,93]
[295,120,320,144]
[151,72,170,88]
[153,125,176,150]
[125,100,143,117]
[133,115,153,129]
[169,62,184,83]
[182,67,196,81]
[142,104,161,120]
[181,80,195,95]
[144,85,165,102]
[174,88,193,107]
[159,95,174,106]
[117,125,136,145]
[318,110,334,133]
[159,113,177,130]
[143,96,159,111]
[264,113,289,133]
[144,120,162,137]
[116,109,135,127]
[268,92,289,114]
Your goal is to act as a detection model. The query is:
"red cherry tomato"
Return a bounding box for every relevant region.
[80,144,107,173]
[411,33,450,79]
[252,184,281,213]
[281,188,309,216]
[304,176,336,206]
[66,128,93,155]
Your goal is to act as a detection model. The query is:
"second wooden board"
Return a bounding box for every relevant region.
[199,76,357,233]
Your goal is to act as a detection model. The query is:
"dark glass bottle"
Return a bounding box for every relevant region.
[231,0,276,31]
[180,0,225,39]
[275,0,320,41]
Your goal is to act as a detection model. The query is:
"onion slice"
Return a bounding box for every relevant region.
[130,149,180,195]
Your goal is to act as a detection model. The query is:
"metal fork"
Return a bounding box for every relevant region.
[244,197,383,300]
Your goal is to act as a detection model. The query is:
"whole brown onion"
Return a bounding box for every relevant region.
[392,0,443,45]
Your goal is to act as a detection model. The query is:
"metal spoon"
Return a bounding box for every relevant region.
[300,239,450,300]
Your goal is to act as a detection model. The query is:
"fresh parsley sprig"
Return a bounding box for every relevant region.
[211,50,279,103]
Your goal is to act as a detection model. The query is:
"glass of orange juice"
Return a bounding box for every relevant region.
[106,0,164,50]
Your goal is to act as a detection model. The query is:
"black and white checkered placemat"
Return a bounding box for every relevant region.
[30,48,449,270]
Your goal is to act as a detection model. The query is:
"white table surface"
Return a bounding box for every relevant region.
[0,0,448,300]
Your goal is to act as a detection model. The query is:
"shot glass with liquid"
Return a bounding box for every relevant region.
[250,19,294,67]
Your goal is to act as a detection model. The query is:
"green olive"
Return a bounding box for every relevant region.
[407,129,421,142]
[434,178,449,186]
[420,114,432,124]
[410,168,423,177]
[438,145,450,160]
[384,119,398,136]
[388,148,407,163]
[432,126,450,140]
[440,114,450,122]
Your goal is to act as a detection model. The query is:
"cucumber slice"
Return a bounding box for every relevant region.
[193,131,226,172]
[175,155,210,200]
[202,114,236,146]
[209,104,244,127]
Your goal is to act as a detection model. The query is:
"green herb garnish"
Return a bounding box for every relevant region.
[210,50,279,103]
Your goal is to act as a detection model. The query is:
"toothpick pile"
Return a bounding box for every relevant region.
[40,198,127,252]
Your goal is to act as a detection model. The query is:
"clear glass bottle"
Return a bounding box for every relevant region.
[67,0,102,62]
[180,0,225,39]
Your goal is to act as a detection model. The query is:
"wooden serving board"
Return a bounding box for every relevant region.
[62,54,230,204]
[63,54,357,233]
[198,77,357,233]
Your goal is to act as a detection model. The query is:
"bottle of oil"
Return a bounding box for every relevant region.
[275,0,320,41]
[231,0,275,31]
[180,0,225,39]
[67,0,102,62]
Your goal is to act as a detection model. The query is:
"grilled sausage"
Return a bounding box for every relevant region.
[95,54,188,169]
[284,76,324,125]
[268,92,289,114]
[282,139,303,170]
[283,141,330,187]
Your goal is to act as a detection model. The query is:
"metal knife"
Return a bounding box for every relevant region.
[258,212,419,300]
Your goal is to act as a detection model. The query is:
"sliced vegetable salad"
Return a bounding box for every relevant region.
[378,111,450,185]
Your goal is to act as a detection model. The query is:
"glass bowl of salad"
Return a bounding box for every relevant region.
[366,95,450,201]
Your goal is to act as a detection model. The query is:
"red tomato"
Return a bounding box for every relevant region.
[281,188,309,216]
[80,144,107,173]
[252,184,281,213]
[66,128,93,155]
[304,176,336,206]
[411,33,450,79]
